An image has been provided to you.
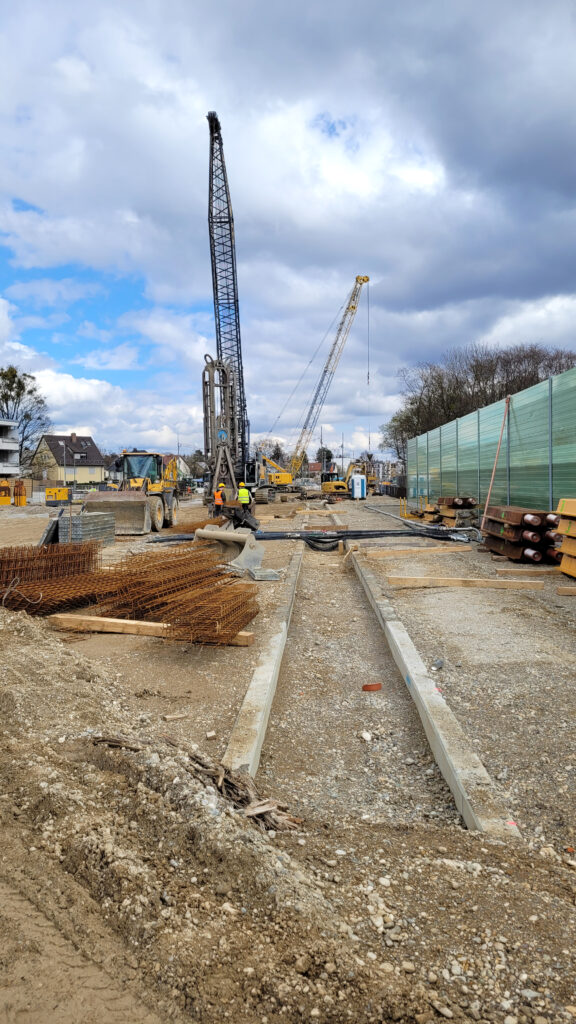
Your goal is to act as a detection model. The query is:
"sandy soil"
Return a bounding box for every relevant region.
[0,499,575,1023]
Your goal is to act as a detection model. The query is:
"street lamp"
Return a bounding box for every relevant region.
[73,453,82,490]
[58,440,67,486]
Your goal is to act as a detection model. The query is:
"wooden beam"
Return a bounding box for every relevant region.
[494,566,559,576]
[364,546,472,558]
[386,576,546,590]
[557,586,576,596]
[47,613,254,646]
[48,614,168,636]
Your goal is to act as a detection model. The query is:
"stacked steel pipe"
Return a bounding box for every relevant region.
[482,506,561,563]
[554,498,576,578]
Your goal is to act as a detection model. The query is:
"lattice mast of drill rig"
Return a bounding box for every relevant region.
[207,111,249,472]
[289,275,369,478]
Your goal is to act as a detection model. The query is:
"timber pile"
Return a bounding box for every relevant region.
[482,505,561,563]
[555,498,576,579]
[421,495,478,526]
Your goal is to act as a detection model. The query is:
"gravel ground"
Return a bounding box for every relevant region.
[349,498,576,850]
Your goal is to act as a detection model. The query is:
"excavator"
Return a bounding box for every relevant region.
[321,454,379,497]
[84,450,179,534]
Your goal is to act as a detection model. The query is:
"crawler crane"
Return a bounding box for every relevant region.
[289,275,369,481]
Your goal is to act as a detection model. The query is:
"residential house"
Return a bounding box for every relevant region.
[31,433,107,486]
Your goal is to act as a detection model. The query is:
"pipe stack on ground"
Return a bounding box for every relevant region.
[554,498,576,578]
[482,505,561,563]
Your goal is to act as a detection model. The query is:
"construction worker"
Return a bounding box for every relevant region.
[214,483,226,507]
[237,481,251,507]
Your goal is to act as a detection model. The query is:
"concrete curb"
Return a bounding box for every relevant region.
[334,514,521,841]
[222,545,304,777]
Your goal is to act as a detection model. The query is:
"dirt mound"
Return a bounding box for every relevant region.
[1,608,575,1023]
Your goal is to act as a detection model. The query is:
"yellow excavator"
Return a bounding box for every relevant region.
[321,456,378,497]
[84,450,179,535]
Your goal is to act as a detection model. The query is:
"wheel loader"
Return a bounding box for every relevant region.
[84,451,178,535]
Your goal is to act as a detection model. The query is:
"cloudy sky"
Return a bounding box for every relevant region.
[1,0,575,460]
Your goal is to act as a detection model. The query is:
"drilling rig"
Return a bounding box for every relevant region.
[203,112,272,501]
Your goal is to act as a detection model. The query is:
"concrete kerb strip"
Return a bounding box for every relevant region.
[222,544,305,777]
[333,514,521,842]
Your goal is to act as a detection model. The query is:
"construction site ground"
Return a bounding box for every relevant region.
[0,496,575,1024]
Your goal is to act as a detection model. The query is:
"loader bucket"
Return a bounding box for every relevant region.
[83,492,151,535]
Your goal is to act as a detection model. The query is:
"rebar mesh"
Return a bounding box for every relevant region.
[1,542,259,644]
[0,542,101,588]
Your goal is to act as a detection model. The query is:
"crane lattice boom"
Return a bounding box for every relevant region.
[289,275,369,478]
[207,111,249,469]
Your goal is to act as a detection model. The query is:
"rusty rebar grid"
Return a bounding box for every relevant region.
[2,542,259,643]
[0,542,101,589]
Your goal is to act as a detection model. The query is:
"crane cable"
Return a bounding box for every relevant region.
[267,303,343,438]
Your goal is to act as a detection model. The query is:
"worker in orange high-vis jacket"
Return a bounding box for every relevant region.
[213,483,226,507]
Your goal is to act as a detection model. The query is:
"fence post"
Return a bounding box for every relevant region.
[477,410,481,504]
[548,376,553,509]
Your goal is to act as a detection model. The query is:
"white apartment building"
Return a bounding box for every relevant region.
[0,419,20,477]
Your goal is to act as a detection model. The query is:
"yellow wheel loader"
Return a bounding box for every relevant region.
[84,451,179,535]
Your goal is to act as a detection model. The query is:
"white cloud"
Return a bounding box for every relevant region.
[118,308,210,368]
[481,295,576,350]
[72,342,140,370]
[5,277,103,307]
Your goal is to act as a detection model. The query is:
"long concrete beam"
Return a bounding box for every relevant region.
[222,545,304,776]
[334,516,521,841]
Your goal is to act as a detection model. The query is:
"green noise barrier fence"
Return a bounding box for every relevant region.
[406,366,576,508]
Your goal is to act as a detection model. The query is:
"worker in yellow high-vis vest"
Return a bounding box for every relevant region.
[237,482,251,507]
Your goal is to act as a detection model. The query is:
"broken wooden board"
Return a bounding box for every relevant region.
[386,576,546,590]
[557,586,576,595]
[47,613,255,646]
[363,546,472,558]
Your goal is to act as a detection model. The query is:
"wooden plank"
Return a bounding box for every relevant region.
[364,546,472,558]
[560,553,576,579]
[556,498,576,518]
[386,576,546,590]
[494,566,559,576]
[47,613,254,646]
[557,586,576,595]
[48,614,169,636]
[228,631,255,647]
[557,518,576,537]
[559,536,576,556]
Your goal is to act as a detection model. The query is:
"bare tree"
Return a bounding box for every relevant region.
[380,342,576,452]
[0,365,52,467]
